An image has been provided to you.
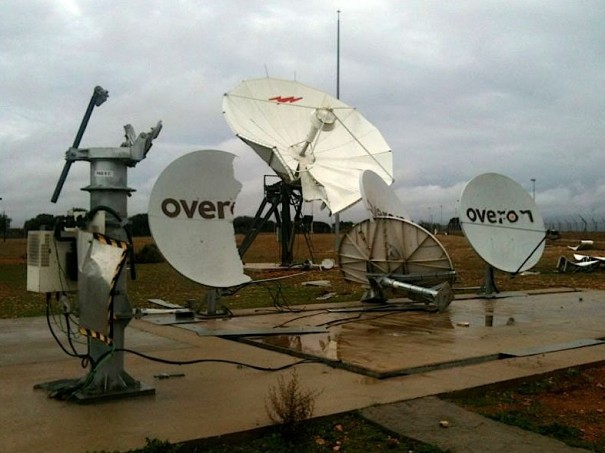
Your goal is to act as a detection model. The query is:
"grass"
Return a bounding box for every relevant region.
[101,412,444,452]
[7,230,605,319]
[0,264,42,317]
[199,412,444,453]
[1,234,364,318]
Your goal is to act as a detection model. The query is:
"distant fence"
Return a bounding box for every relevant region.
[544,216,605,233]
[426,216,605,234]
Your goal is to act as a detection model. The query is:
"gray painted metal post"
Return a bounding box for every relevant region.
[43,86,161,401]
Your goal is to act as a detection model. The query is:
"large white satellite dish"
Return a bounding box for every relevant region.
[360,169,409,219]
[338,217,456,309]
[222,77,393,214]
[339,217,455,286]
[148,150,251,288]
[459,172,546,274]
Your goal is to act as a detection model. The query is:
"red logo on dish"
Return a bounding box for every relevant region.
[269,96,303,103]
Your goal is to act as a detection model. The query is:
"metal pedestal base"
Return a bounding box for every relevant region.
[480,264,500,299]
[34,375,154,404]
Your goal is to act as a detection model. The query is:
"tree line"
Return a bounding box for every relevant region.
[17,213,339,237]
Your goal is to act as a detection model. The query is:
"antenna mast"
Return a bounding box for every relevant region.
[336,9,341,100]
[334,8,341,237]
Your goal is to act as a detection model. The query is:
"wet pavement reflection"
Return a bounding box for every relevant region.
[174,289,605,378]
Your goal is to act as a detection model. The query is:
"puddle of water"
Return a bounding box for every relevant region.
[246,300,541,375]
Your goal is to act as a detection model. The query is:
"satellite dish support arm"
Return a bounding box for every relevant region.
[298,123,321,157]
[51,86,109,203]
[512,232,548,276]
[238,196,280,259]
[238,180,306,266]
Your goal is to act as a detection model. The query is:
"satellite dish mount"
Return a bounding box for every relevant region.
[38,86,162,402]
[238,176,309,266]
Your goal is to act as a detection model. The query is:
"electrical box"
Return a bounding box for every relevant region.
[27,231,77,293]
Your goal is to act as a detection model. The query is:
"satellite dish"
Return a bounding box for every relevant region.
[459,172,546,274]
[148,150,251,288]
[360,169,409,219]
[223,77,393,214]
[338,217,454,287]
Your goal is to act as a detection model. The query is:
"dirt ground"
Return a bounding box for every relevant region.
[526,365,605,447]
[448,363,605,451]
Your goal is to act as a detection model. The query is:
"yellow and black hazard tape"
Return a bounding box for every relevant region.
[79,326,113,345]
[93,232,129,250]
[80,233,131,345]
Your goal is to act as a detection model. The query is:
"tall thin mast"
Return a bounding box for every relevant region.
[334,9,341,237]
[336,9,341,100]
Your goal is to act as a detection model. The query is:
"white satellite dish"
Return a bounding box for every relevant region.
[148,150,251,288]
[459,173,546,274]
[338,217,456,309]
[339,217,454,286]
[360,169,409,219]
[222,77,393,214]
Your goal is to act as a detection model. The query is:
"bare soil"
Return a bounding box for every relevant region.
[447,363,605,451]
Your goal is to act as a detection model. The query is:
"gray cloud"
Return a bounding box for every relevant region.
[1,0,604,227]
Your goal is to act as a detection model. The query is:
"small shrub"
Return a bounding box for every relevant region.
[265,370,320,430]
[135,244,165,264]
[88,437,178,453]
[135,438,179,452]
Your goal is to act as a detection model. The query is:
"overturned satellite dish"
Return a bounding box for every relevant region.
[459,173,545,274]
[360,169,409,219]
[148,150,251,288]
[223,77,393,214]
[338,217,455,287]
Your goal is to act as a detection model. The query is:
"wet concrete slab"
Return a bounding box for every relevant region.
[2,288,605,452]
[0,316,189,366]
[168,288,605,378]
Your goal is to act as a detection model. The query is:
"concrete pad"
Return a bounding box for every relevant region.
[361,397,590,452]
[2,289,605,452]
[186,288,605,377]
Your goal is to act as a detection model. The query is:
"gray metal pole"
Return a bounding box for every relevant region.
[334,9,341,239]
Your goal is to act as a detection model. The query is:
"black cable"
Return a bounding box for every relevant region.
[115,347,320,371]
[274,309,330,328]
[319,310,403,328]
[49,293,81,358]
[47,322,319,382]
[63,311,81,357]
[45,294,86,360]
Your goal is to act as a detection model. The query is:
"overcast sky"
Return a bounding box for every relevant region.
[2,0,604,228]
